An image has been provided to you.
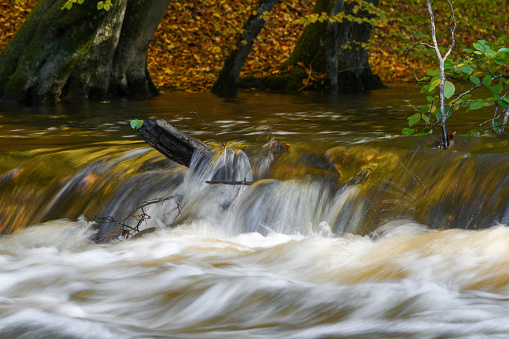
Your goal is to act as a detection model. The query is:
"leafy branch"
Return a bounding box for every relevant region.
[403,0,509,147]
[61,0,112,11]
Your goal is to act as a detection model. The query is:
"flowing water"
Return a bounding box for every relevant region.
[2,86,509,338]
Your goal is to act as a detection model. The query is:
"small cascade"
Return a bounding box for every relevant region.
[95,146,364,239]
[176,148,253,224]
[3,134,509,237]
[42,147,154,221]
[326,136,509,232]
[96,148,255,239]
[225,179,361,235]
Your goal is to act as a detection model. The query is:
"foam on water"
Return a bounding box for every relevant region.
[2,219,509,338]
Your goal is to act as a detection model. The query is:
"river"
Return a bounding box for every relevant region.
[2,86,509,338]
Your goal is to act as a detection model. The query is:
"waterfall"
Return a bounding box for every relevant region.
[3,135,509,237]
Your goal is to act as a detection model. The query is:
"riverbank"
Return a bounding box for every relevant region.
[1,0,507,92]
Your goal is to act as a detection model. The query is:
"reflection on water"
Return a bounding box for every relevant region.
[1,88,509,338]
[1,85,429,148]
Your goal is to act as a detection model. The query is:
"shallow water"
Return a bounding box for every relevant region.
[1,88,509,338]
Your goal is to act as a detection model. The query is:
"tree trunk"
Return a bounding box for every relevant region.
[110,0,171,97]
[134,119,213,168]
[326,0,345,92]
[212,0,279,97]
[334,0,384,91]
[271,0,383,92]
[284,0,331,72]
[0,0,170,103]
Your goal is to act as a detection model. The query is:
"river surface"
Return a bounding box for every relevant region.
[2,86,509,338]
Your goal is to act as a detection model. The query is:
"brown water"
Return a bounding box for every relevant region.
[1,87,509,338]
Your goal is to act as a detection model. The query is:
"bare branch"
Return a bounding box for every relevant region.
[442,0,456,60]
[190,109,226,148]
[403,42,434,56]
[93,196,181,242]
[206,180,253,185]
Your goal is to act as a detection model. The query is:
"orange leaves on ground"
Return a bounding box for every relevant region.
[1,0,507,91]
[0,0,35,52]
[149,0,312,92]
[371,0,509,83]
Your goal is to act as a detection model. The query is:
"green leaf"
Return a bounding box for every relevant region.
[444,81,455,99]
[444,105,452,118]
[490,84,503,94]
[429,77,441,91]
[444,59,455,70]
[422,114,430,124]
[420,84,436,95]
[470,99,484,110]
[97,1,104,10]
[473,42,485,52]
[470,75,480,85]
[493,121,502,133]
[426,96,435,102]
[459,129,478,136]
[485,49,496,58]
[493,57,506,66]
[402,128,416,135]
[459,64,473,75]
[130,119,144,130]
[496,47,509,61]
[420,85,430,94]
[408,113,421,127]
[407,101,419,112]
[427,69,440,76]
[420,104,431,114]
[483,75,492,86]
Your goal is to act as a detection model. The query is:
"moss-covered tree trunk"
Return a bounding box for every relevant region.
[272,0,383,92]
[0,0,170,103]
[334,0,383,91]
[326,0,345,92]
[212,0,279,97]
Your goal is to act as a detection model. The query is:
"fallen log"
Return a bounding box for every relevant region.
[131,119,213,167]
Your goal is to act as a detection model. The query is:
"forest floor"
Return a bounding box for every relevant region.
[1,0,507,92]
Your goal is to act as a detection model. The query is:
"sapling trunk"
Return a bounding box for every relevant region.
[501,108,509,133]
[426,0,456,149]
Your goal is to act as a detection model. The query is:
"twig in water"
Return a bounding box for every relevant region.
[92,197,181,242]
[206,179,253,185]
[190,109,226,148]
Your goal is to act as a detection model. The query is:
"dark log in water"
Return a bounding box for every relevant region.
[132,119,213,167]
